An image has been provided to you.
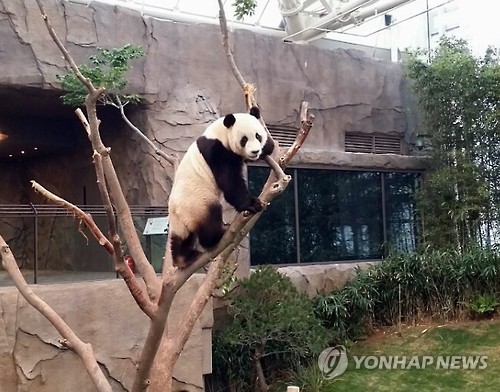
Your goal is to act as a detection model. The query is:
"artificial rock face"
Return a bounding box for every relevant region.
[0,0,422,209]
[0,277,213,391]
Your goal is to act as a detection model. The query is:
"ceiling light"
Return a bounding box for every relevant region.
[0,132,8,141]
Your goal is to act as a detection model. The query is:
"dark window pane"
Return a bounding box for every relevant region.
[297,170,383,262]
[248,166,296,265]
[384,172,421,252]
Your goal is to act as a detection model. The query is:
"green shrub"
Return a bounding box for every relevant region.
[465,294,500,319]
[212,266,330,391]
[313,249,500,343]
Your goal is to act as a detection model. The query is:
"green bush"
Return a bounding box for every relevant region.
[313,249,500,343]
[212,266,330,391]
[465,294,500,319]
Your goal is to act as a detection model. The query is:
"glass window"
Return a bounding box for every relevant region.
[384,172,420,253]
[248,167,420,265]
[248,167,296,265]
[298,170,383,262]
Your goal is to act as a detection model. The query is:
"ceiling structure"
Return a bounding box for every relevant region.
[69,0,419,42]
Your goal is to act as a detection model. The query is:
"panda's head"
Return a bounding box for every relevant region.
[222,107,268,161]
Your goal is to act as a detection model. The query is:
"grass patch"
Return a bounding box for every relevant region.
[322,318,500,392]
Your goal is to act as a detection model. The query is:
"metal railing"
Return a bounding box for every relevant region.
[0,204,167,285]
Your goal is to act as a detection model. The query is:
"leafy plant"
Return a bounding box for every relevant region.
[465,295,500,318]
[405,38,500,251]
[233,0,257,20]
[57,44,144,107]
[213,266,330,391]
[313,249,500,344]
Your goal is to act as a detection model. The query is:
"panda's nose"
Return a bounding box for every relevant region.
[251,150,260,155]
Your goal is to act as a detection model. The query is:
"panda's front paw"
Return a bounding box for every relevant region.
[245,197,265,214]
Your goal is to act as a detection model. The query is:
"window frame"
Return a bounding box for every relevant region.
[248,164,422,266]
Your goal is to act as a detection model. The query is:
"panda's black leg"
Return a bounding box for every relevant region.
[198,204,225,250]
[171,233,201,268]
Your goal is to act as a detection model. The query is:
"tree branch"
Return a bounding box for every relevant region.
[35,0,97,94]
[35,0,161,302]
[217,0,247,92]
[30,181,114,254]
[217,0,286,180]
[0,236,112,392]
[115,95,179,168]
[93,152,158,319]
[279,101,314,166]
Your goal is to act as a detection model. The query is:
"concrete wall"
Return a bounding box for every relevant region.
[0,276,213,391]
[0,0,428,273]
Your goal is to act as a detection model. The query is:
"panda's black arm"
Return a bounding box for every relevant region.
[197,137,263,213]
[219,166,262,213]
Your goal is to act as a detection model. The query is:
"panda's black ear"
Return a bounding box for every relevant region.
[249,106,261,119]
[223,114,236,128]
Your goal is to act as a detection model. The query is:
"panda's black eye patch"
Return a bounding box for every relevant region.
[255,133,262,142]
[240,136,248,147]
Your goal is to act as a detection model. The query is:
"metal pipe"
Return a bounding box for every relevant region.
[380,173,388,256]
[30,203,38,284]
[293,168,301,263]
[284,0,414,42]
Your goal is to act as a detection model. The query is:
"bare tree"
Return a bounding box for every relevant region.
[0,1,314,391]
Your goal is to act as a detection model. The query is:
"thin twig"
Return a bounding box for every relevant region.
[30,181,114,254]
[279,101,315,166]
[116,95,178,167]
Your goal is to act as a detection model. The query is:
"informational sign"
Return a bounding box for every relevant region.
[143,217,169,235]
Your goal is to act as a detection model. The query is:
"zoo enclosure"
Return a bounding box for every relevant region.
[0,204,167,286]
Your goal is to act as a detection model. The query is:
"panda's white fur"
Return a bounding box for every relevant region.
[168,107,274,268]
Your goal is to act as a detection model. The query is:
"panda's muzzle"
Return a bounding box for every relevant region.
[248,151,260,160]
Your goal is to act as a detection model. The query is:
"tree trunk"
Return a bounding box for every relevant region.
[253,345,269,392]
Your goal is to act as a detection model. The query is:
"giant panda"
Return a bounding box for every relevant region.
[168,106,274,268]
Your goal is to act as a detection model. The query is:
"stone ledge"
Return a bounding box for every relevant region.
[278,261,375,297]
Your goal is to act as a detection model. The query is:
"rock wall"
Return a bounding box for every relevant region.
[0,0,424,206]
[0,276,213,391]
